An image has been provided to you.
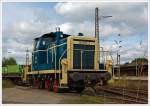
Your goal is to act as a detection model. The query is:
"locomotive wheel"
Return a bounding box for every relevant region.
[32,78,36,87]
[75,81,85,93]
[31,78,35,87]
[75,87,85,93]
[35,79,40,89]
[49,80,53,91]
[53,80,59,93]
[45,80,50,91]
[40,80,45,89]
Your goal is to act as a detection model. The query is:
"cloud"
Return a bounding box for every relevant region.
[101,24,120,36]
[55,2,148,36]
[54,2,148,64]
[55,2,94,22]
[2,2,148,64]
[59,23,73,33]
[2,39,32,64]
[103,38,148,64]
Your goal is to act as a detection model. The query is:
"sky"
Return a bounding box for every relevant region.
[2,2,148,64]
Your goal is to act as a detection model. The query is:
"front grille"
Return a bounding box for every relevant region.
[73,44,95,69]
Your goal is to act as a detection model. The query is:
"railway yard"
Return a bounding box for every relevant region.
[2,3,148,104]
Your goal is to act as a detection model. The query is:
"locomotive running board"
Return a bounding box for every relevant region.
[68,69,108,72]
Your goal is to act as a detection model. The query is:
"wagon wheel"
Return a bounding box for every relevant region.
[102,80,108,85]
[53,80,59,93]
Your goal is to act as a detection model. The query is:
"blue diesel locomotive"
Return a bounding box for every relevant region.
[23,30,112,92]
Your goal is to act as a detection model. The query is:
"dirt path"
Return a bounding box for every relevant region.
[2,86,80,104]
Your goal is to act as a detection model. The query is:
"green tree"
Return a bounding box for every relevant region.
[2,57,7,67]
[2,57,17,66]
[131,58,148,64]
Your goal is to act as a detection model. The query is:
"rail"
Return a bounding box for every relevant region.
[89,85,148,104]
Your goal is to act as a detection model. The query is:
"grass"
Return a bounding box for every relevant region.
[63,95,113,104]
[108,78,148,90]
[2,79,15,88]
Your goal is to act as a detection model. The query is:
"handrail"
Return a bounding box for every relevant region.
[54,46,57,79]
[58,49,67,86]
[32,43,67,53]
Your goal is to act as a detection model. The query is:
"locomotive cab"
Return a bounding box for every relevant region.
[60,36,111,92]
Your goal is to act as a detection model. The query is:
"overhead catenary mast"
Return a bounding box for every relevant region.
[95,7,99,43]
[95,7,112,71]
[95,7,112,44]
[26,49,29,66]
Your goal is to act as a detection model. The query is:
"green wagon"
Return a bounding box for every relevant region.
[2,65,23,84]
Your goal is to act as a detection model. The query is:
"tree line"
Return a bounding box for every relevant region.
[124,57,148,65]
[2,57,17,67]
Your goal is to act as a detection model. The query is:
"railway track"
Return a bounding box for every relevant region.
[103,86,148,97]
[98,86,148,103]
[84,86,148,104]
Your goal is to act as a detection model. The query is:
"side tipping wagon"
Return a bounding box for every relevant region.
[2,65,23,85]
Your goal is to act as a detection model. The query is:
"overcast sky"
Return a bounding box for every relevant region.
[2,2,148,64]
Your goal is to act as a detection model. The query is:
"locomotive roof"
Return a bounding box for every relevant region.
[34,31,70,40]
[42,32,56,38]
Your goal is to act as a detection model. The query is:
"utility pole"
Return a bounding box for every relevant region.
[114,34,122,78]
[118,54,121,78]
